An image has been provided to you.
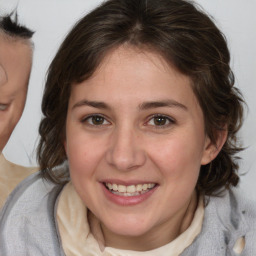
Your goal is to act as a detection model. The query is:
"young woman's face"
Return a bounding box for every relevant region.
[65,46,213,249]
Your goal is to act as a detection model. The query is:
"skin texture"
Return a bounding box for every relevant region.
[64,46,226,251]
[0,35,32,152]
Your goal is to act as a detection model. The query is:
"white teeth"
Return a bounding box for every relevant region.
[148,183,155,189]
[105,182,156,196]
[142,184,148,191]
[136,184,142,192]
[127,185,136,193]
[107,183,113,190]
[118,185,126,193]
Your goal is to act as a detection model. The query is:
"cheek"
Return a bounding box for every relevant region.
[67,140,90,175]
[66,133,105,180]
[68,146,96,198]
[149,134,204,180]
[11,93,27,116]
[6,98,26,129]
[66,134,106,206]
[0,127,11,151]
[0,109,20,136]
[0,110,21,151]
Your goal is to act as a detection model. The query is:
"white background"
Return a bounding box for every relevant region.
[1,0,255,199]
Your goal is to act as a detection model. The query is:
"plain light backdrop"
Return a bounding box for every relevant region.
[1,0,256,199]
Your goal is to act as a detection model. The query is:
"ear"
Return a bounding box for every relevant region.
[201,128,227,165]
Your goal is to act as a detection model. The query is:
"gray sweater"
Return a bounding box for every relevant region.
[0,172,255,256]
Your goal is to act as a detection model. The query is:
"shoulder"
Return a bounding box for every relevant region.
[0,172,62,214]
[0,172,66,256]
[0,154,38,208]
[207,189,256,255]
[182,188,256,256]
[207,188,256,230]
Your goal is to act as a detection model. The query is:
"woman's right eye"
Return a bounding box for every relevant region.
[82,115,110,126]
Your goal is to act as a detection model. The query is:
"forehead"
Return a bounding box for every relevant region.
[70,46,201,113]
[0,35,32,91]
[82,46,190,90]
[0,34,32,67]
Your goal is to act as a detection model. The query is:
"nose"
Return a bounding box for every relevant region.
[105,126,146,171]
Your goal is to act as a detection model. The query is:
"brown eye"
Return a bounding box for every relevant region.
[91,115,105,125]
[83,115,110,126]
[153,116,168,126]
[147,115,175,128]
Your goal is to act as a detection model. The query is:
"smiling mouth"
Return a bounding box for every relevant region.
[104,182,157,197]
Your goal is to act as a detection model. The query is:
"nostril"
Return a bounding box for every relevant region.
[233,236,245,254]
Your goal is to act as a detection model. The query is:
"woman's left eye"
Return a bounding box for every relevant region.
[82,115,110,126]
[147,115,174,127]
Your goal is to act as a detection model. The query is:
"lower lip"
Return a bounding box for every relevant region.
[101,183,158,206]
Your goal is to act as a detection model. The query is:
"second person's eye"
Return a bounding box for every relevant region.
[0,104,8,111]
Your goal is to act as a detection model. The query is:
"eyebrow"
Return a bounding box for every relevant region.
[139,100,187,111]
[72,100,110,110]
[72,99,187,111]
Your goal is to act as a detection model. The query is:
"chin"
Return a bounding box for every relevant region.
[103,214,153,237]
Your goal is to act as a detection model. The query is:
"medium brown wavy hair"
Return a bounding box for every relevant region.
[37,0,244,196]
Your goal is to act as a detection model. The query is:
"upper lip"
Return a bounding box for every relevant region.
[101,179,158,186]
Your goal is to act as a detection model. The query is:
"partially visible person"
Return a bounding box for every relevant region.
[0,13,37,208]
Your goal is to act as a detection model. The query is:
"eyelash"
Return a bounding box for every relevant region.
[81,114,110,126]
[146,114,175,129]
[81,114,175,129]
